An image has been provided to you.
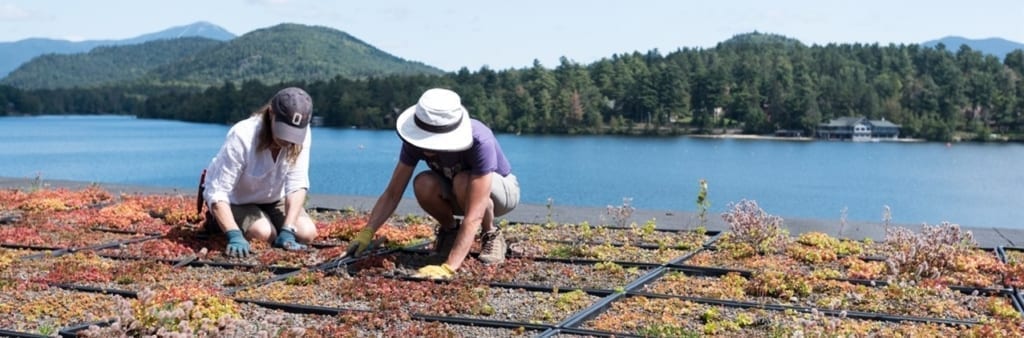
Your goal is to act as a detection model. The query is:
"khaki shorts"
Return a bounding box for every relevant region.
[206,200,309,233]
[438,172,520,217]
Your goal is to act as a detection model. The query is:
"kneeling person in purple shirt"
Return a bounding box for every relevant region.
[346,88,520,279]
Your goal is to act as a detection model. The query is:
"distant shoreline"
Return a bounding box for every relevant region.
[687,133,927,143]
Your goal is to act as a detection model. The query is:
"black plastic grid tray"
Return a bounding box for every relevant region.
[504,222,722,246]
[624,266,998,326]
[565,291,980,337]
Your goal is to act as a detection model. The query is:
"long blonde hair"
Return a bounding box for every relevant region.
[254,105,302,165]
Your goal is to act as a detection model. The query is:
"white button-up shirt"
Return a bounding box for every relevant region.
[203,115,311,206]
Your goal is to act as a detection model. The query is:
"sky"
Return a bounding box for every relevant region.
[1,0,1022,72]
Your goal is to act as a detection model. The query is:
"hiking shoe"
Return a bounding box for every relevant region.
[478,229,506,265]
[432,223,459,256]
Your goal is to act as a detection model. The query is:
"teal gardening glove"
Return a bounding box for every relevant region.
[225,229,252,257]
[274,227,308,251]
[345,227,376,257]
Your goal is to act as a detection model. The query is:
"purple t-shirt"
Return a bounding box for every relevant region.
[399,119,512,179]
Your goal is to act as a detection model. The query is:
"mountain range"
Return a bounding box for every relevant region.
[0,21,234,78]
[0,23,444,89]
[1,22,1022,90]
[922,36,1024,59]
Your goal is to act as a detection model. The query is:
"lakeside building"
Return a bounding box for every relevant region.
[816,116,900,141]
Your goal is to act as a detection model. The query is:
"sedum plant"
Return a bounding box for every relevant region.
[720,200,789,256]
[884,222,980,281]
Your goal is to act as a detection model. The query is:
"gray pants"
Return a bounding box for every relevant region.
[438,172,520,217]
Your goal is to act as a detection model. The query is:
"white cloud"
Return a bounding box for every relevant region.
[0,3,31,20]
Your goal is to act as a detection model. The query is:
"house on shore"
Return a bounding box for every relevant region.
[816,116,900,141]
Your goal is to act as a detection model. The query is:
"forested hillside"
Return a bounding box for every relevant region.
[2,32,1023,142]
[0,21,235,78]
[1,38,224,89]
[149,23,444,86]
[2,23,444,89]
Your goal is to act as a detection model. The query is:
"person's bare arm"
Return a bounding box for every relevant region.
[365,162,415,232]
[445,172,492,270]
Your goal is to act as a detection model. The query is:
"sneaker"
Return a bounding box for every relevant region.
[433,223,459,256]
[478,229,506,265]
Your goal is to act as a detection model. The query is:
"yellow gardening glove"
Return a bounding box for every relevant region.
[344,228,375,257]
[413,264,455,280]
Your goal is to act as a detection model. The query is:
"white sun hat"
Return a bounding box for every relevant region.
[396,88,473,151]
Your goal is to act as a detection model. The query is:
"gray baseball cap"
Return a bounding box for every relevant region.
[271,87,313,145]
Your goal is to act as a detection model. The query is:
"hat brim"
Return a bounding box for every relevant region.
[273,121,307,145]
[396,104,473,151]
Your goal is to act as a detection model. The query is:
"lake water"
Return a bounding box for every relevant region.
[2,115,1023,229]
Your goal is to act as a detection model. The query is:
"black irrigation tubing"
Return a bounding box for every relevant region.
[0,212,23,225]
[949,285,1013,296]
[172,255,198,268]
[67,234,162,253]
[222,268,303,296]
[308,242,433,277]
[309,242,343,249]
[530,237,718,251]
[411,313,553,332]
[311,255,358,272]
[89,226,163,236]
[486,281,616,296]
[370,270,619,297]
[307,206,360,214]
[187,259,302,274]
[504,254,671,267]
[1,243,65,251]
[498,255,663,269]
[666,262,754,278]
[57,319,116,338]
[831,277,889,287]
[0,328,50,338]
[3,243,70,260]
[233,298,371,316]
[182,259,298,274]
[94,253,182,265]
[17,248,69,260]
[383,273,456,284]
[819,307,978,325]
[2,241,69,257]
[314,245,411,273]
[48,283,138,298]
[555,327,646,338]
